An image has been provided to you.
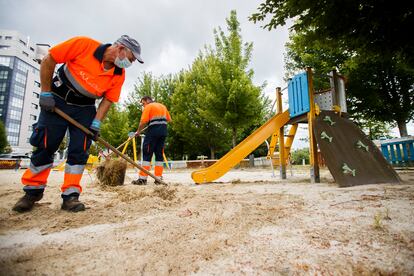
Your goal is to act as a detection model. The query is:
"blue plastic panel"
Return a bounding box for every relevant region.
[288,72,310,118]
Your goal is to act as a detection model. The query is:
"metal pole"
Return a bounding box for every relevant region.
[306,67,320,183]
[276,87,286,179]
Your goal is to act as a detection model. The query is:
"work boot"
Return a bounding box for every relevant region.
[154,176,164,185]
[12,193,43,213]
[132,179,147,185]
[61,196,85,212]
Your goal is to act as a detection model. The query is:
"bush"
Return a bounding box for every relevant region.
[291,148,309,165]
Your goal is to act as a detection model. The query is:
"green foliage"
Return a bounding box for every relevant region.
[100,105,130,149]
[250,0,413,70]
[253,1,414,136]
[198,10,269,147]
[291,148,309,165]
[0,121,8,153]
[171,67,231,159]
[352,118,393,140]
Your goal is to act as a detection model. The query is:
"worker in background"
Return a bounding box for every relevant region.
[13,35,144,213]
[133,96,171,185]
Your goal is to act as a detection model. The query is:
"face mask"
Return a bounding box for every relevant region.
[114,56,132,68]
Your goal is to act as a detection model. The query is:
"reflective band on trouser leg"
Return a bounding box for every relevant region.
[61,164,85,194]
[21,162,53,189]
[139,161,151,179]
[154,161,164,177]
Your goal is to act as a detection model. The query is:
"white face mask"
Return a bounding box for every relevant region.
[114,56,132,68]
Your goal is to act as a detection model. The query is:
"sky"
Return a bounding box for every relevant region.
[0,0,411,150]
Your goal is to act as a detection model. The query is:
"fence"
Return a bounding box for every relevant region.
[380,138,414,166]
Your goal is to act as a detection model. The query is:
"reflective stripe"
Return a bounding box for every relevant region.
[141,161,151,166]
[29,162,53,174]
[62,187,81,195]
[65,164,85,174]
[149,121,168,126]
[139,175,148,180]
[63,65,100,99]
[23,185,46,190]
[154,161,164,166]
[150,115,167,121]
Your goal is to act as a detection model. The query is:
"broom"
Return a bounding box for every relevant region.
[54,107,167,186]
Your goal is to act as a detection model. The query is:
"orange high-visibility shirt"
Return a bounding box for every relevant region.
[49,36,125,103]
[140,102,171,126]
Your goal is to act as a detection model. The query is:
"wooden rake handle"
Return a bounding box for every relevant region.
[54,107,167,185]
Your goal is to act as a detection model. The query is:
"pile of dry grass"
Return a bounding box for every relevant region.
[96,159,127,186]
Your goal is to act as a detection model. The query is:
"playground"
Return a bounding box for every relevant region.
[1,66,414,274]
[1,168,414,274]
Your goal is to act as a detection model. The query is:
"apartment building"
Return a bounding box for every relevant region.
[0,30,49,154]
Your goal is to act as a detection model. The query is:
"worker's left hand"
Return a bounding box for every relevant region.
[88,119,101,141]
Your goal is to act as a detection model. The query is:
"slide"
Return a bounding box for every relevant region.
[191,110,290,184]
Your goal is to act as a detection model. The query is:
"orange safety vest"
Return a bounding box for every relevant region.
[140,102,171,126]
[49,36,125,103]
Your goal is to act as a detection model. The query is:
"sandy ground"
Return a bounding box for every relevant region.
[0,166,413,275]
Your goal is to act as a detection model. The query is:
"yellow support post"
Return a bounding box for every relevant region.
[132,137,138,162]
[276,87,286,179]
[283,123,298,164]
[307,67,320,183]
[267,132,279,158]
[121,140,130,155]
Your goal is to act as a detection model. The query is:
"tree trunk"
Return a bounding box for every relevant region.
[210,147,215,159]
[397,120,408,137]
[232,127,237,148]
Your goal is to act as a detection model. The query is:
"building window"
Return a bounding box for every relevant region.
[5,36,12,40]
[33,92,39,98]
[17,60,31,73]
[30,114,37,120]
[30,47,35,52]
[28,125,33,131]
[13,85,25,97]
[0,45,10,50]
[0,57,11,67]
[11,97,23,108]
[31,103,38,110]
[22,51,29,57]
[0,95,4,105]
[15,72,27,85]
[0,71,8,79]
[0,83,6,92]
[10,109,22,120]
[34,81,40,87]
[19,39,26,46]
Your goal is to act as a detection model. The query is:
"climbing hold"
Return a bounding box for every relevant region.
[321,131,333,143]
[323,116,336,126]
[333,105,342,115]
[356,140,369,152]
[342,163,356,176]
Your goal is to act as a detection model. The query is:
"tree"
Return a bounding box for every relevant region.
[252,1,414,136]
[200,10,268,147]
[291,148,309,165]
[100,105,130,149]
[171,66,231,159]
[0,121,8,153]
[250,0,414,70]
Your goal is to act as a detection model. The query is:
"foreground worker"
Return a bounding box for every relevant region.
[13,35,144,212]
[133,96,171,185]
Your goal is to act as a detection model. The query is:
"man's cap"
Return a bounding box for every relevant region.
[116,35,144,64]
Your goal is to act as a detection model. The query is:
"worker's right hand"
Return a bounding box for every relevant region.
[39,92,55,112]
[88,119,101,141]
